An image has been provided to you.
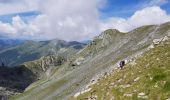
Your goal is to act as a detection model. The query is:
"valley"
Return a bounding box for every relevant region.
[4,22,170,100]
[1,1,170,100]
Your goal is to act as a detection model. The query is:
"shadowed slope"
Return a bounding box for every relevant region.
[0,66,36,100]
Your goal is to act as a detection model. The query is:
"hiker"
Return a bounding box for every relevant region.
[1,62,5,67]
[119,60,125,69]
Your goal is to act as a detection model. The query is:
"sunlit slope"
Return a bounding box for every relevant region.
[11,22,170,100]
[75,37,170,100]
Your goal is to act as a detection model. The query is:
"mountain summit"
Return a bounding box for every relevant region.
[9,22,170,100]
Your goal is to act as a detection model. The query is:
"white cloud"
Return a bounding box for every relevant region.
[0,0,170,41]
[0,0,40,15]
[146,0,168,7]
[34,0,103,40]
[129,6,170,28]
[100,17,130,32]
[0,0,104,40]
[101,6,170,32]
[0,16,43,38]
[0,22,16,35]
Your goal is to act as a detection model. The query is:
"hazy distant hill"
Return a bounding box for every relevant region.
[0,38,24,51]
[0,39,86,66]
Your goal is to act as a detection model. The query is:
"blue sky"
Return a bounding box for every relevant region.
[100,0,141,18]
[0,11,39,23]
[0,0,170,41]
[100,0,170,19]
[162,1,170,13]
[0,0,170,23]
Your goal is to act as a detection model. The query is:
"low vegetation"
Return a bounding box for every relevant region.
[75,38,170,100]
[9,22,170,100]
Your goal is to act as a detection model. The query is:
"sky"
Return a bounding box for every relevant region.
[0,0,170,41]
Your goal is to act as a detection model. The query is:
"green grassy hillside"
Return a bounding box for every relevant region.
[75,37,170,100]
[10,22,170,100]
[0,38,24,51]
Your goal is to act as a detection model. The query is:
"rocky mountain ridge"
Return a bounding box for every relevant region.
[9,22,170,100]
[75,34,170,100]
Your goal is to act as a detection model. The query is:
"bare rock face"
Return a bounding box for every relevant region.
[0,87,19,100]
[23,55,67,78]
[71,57,85,66]
[153,36,169,44]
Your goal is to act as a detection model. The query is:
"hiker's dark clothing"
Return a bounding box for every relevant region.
[1,62,4,67]
[119,61,125,69]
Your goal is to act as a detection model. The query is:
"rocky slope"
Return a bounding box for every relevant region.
[0,39,86,100]
[75,35,170,100]
[11,22,170,100]
[0,50,80,100]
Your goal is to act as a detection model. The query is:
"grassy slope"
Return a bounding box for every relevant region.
[75,39,170,100]
[10,23,170,100]
[9,64,69,100]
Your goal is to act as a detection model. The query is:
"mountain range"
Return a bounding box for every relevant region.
[0,39,86,66]
[0,38,24,51]
[0,22,170,100]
